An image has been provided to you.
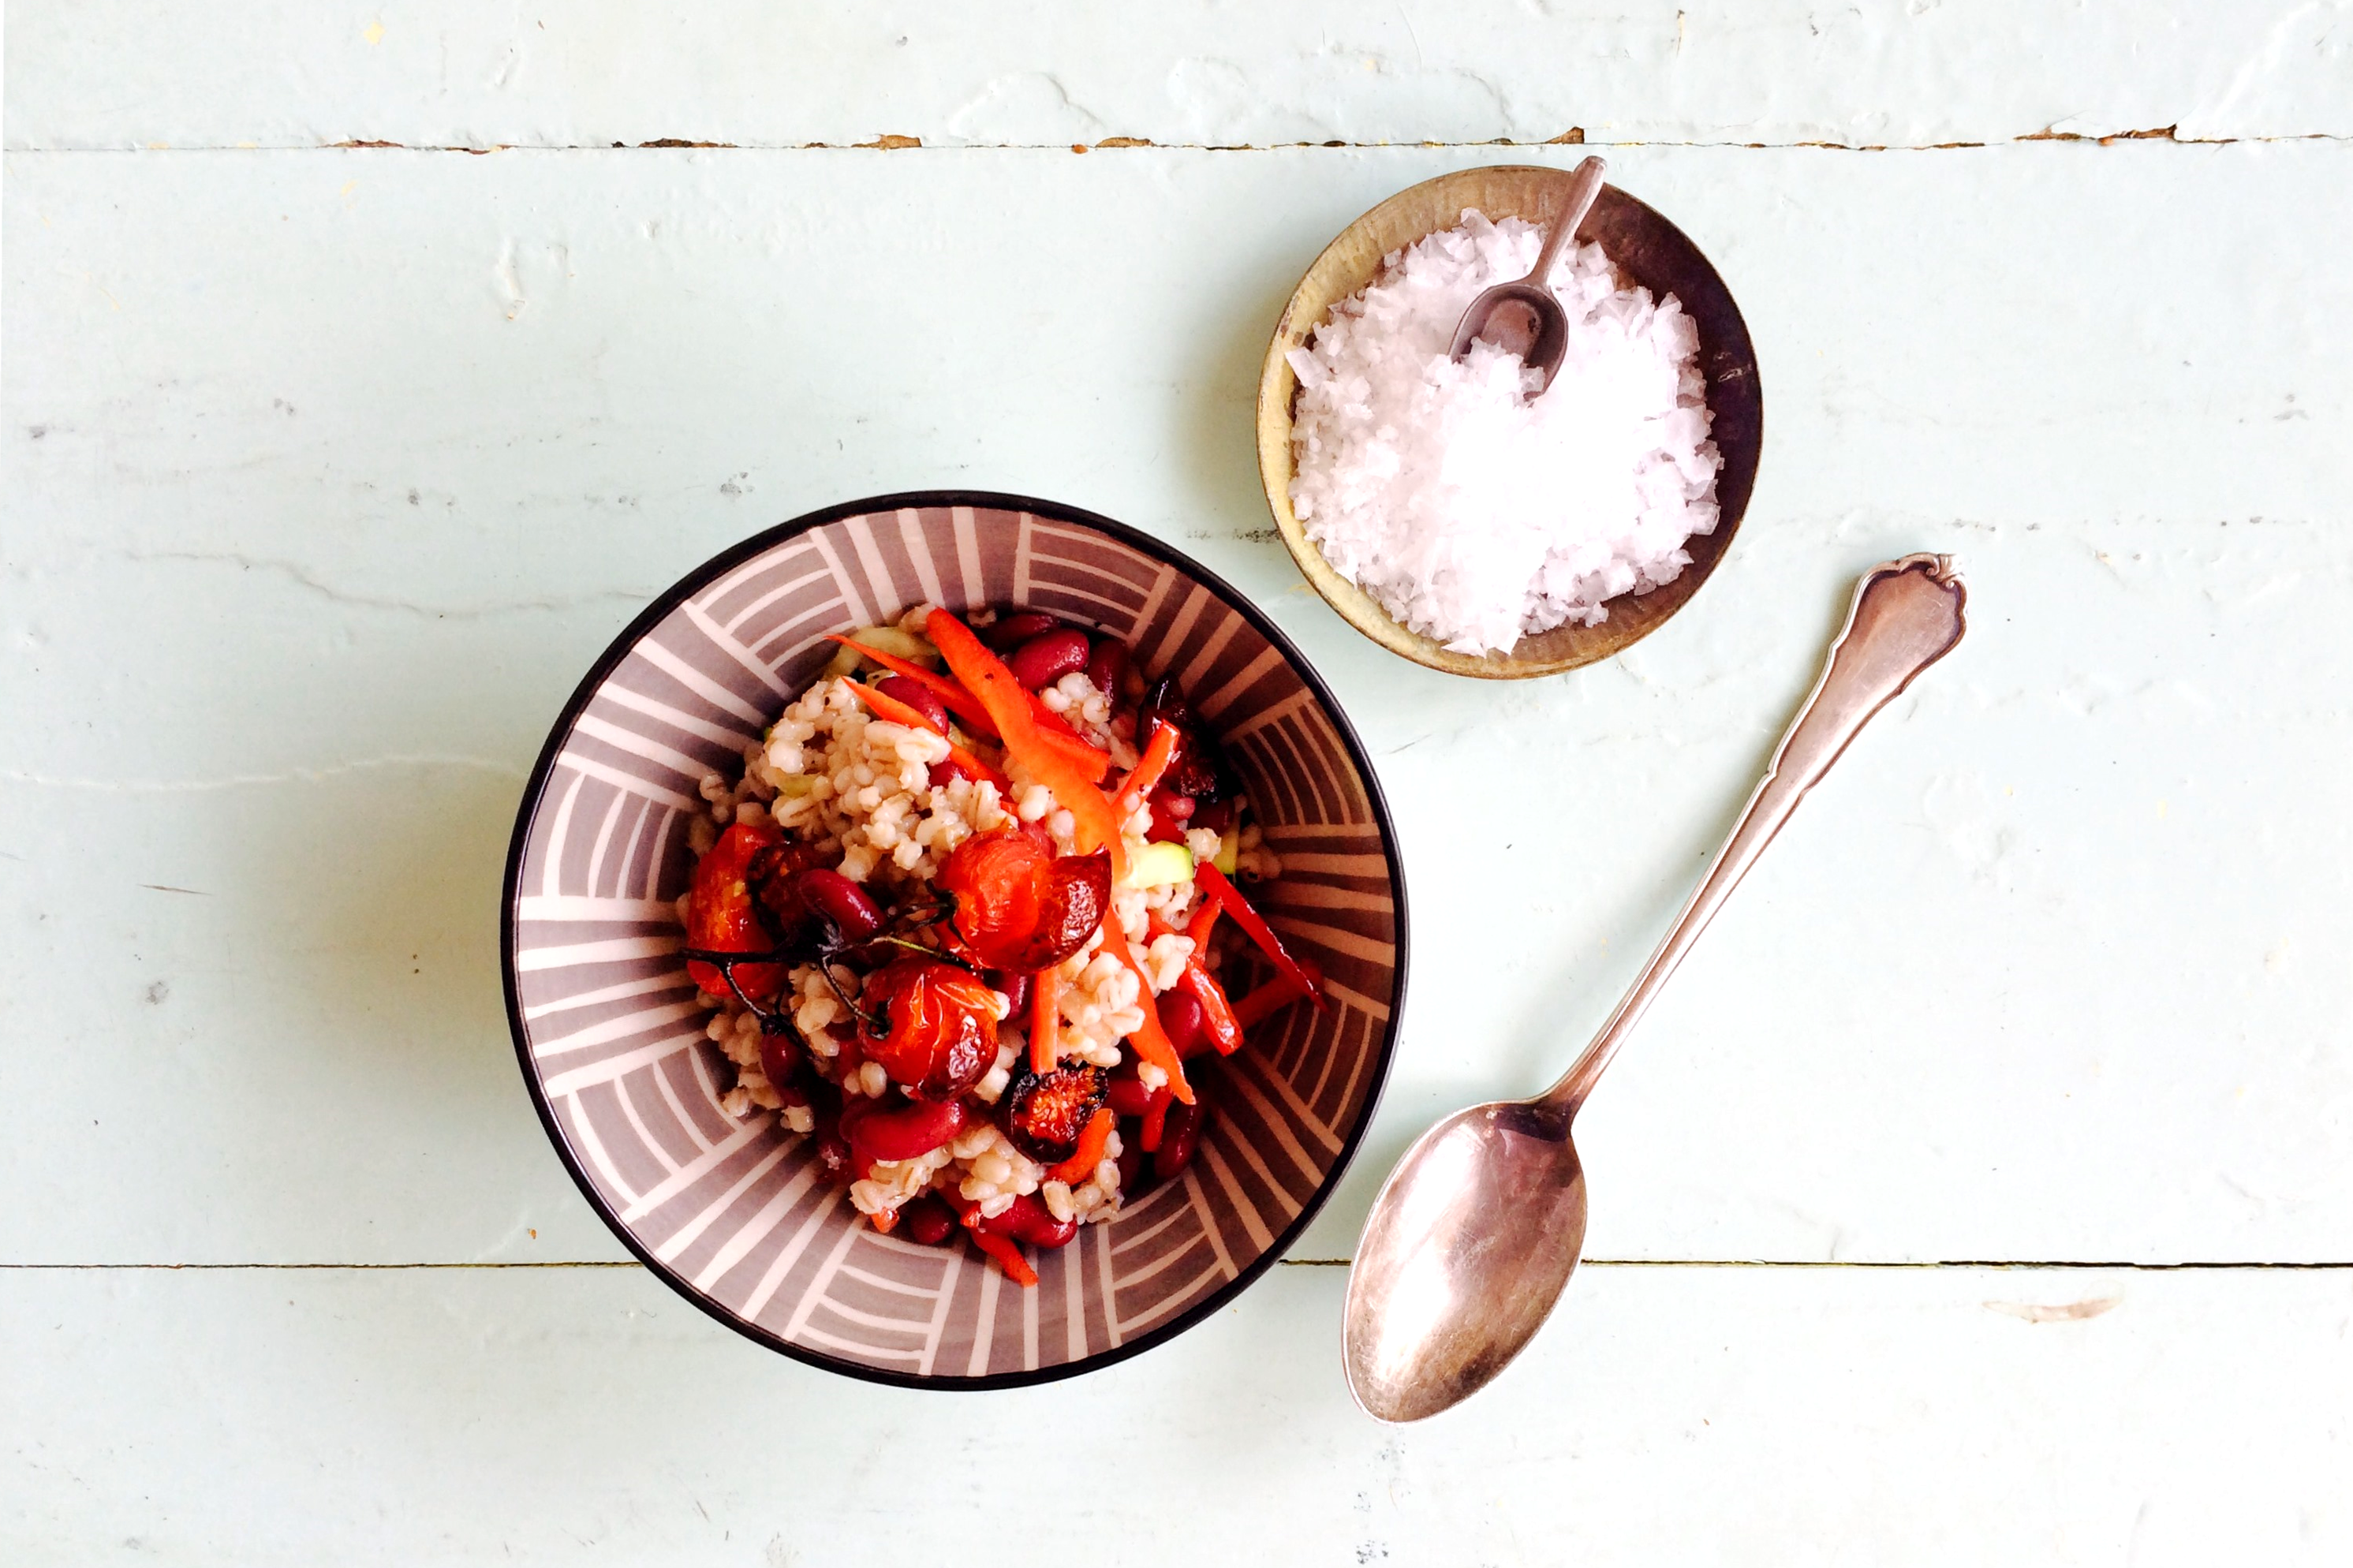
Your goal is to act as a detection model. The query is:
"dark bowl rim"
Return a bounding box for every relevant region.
[499,489,1410,1391]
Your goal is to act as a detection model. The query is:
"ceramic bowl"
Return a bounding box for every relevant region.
[1256,163,1765,678]
[501,492,1407,1387]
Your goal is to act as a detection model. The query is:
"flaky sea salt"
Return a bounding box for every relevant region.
[1287,210,1722,655]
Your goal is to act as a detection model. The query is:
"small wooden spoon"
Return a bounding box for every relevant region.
[1446,155,1608,397]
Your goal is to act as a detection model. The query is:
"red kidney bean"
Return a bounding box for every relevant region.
[1085,637,1129,695]
[813,1125,856,1186]
[989,969,1031,1019]
[1150,790,1194,826]
[1153,1096,1208,1182]
[1145,805,1190,846]
[1105,1075,1155,1118]
[756,1029,800,1096]
[977,1192,1078,1249]
[931,755,974,786]
[1115,1134,1149,1197]
[1190,798,1235,834]
[875,674,948,734]
[797,868,883,941]
[1007,629,1092,691]
[899,1193,958,1246]
[981,610,1063,650]
[1158,988,1206,1058]
[845,1096,969,1163]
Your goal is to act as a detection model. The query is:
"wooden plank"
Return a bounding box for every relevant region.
[5,143,2349,1264]
[1,1262,2347,1562]
[6,2,2347,151]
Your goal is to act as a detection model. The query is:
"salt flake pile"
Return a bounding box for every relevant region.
[1287,210,1722,655]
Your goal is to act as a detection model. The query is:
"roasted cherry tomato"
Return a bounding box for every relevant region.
[857,956,999,1102]
[685,821,790,1003]
[1003,1060,1108,1164]
[938,827,1048,964]
[939,829,1112,973]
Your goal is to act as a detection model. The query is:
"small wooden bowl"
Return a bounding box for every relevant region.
[1256,164,1764,678]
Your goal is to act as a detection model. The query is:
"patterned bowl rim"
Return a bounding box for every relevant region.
[499,489,1410,1388]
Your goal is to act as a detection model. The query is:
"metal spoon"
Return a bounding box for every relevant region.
[1342,555,1970,1423]
[1447,155,1608,395]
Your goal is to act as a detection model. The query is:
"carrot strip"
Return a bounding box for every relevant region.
[867,1207,898,1235]
[969,1227,1038,1287]
[1096,915,1193,1104]
[1030,722,1113,784]
[830,633,1110,780]
[1113,719,1179,816]
[1140,1088,1171,1153]
[842,676,941,733]
[1196,864,1327,1012]
[928,610,1126,879]
[1046,1107,1115,1184]
[842,680,1009,789]
[831,636,997,735]
[1029,965,1061,1076]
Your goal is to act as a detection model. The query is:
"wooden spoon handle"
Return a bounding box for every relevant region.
[1544,555,1970,1112]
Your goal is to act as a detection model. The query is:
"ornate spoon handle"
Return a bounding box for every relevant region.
[1544,554,1970,1113]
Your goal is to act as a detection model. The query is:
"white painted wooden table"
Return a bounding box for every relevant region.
[6,6,2351,1561]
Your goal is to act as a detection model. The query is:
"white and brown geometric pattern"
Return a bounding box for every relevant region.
[502,494,1407,1385]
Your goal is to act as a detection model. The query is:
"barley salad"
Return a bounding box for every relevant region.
[677,603,1324,1284]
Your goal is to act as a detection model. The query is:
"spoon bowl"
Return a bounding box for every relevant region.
[1344,1100,1588,1423]
[1446,155,1607,395]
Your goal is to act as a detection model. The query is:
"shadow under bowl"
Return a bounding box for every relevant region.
[1256,163,1765,679]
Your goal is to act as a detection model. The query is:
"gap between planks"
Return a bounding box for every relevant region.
[9,130,2352,157]
[3,1258,2349,1272]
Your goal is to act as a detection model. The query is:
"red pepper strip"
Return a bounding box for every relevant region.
[1141,911,1242,1057]
[1029,965,1061,1077]
[1188,961,1245,1055]
[1113,720,1180,818]
[1230,955,1324,1031]
[831,634,1111,781]
[1196,864,1328,1013]
[1096,915,1193,1105]
[970,1226,1038,1286]
[867,1207,898,1235]
[1045,1107,1115,1184]
[842,680,1009,790]
[1140,1088,1172,1153]
[928,610,1126,879]
[943,1192,1041,1286]
[1185,898,1222,948]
